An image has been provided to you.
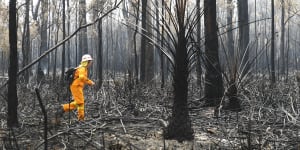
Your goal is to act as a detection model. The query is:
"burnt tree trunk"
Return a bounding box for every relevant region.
[280,0,285,75]
[237,0,250,78]
[196,0,202,87]
[61,0,66,84]
[21,0,31,83]
[37,0,48,83]
[97,18,103,88]
[271,0,276,83]
[225,79,241,112]
[8,0,19,127]
[203,0,224,107]
[133,0,140,84]
[79,0,88,57]
[164,1,193,142]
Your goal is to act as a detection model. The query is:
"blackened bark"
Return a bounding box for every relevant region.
[140,0,147,82]
[160,0,165,88]
[144,1,154,83]
[203,0,224,107]
[133,0,140,84]
[67,0,71,68]
[22,0,31,83]
[37,0,48,83]
[8,0,19,127]
[271,0,276,83]
[61,0,66,84]
[280,0,285,75]
[238,0,250,78]
[196,0,202,87]
[165,29,194,141]
[225,79,241,112]
[79,0,88,56]
[164,1,193,142]
[97,19,103,88]
[225,0,241,111]
[227,0,234,61]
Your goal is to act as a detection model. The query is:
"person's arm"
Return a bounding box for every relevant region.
[78,67,94,85]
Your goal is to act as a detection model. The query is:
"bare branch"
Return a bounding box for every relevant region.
[0,0,123,90]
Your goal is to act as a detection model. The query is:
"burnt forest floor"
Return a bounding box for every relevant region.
[1,75,300,149]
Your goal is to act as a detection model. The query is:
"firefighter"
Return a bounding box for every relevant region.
[56,54,95,121]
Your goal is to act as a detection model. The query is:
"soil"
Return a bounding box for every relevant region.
[1,77,300,149]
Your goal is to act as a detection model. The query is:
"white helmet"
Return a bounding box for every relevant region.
[81,54,93,62]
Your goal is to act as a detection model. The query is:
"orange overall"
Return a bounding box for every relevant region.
[62,66,93,121]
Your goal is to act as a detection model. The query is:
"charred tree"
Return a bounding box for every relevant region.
[280,0,285,75]
[203,0,224,107]
[164,0,194,142]
[61,0,66,84]
[237,0,250,78]
[37,0,49,82]
[271,0,276,83]
[7,0,19,127]
[227,0,234,63]
[21,0,31,83]
[97,18,103,88]
[196,0,202,87]
[160,0,165,88]
[140,0,154,83]
[140,0,146,82]
[133,0,140,84]
[78,0,88,58]
[225,0,241,112]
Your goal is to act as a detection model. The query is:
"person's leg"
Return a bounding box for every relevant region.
[70,85,84,104]
[70,85,85,121]
[77,104,85,121]
[62,101,77,112]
